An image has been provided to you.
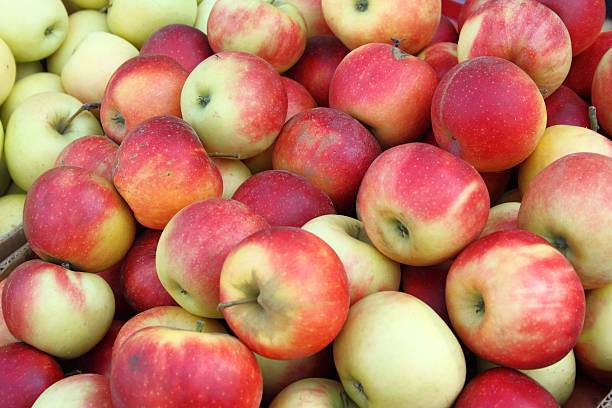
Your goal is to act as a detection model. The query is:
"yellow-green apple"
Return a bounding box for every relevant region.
[428,15,458,46]
[446,230,585,369]
[47,10,109,75]
[207,0,307,72]
[55,135,119,181]
[518,153,612,289]
[273,107,381,213]
[232,170,335,228]
[32,374,112,408]
[592,48,612,136]
[110,326,262,407]
[15,60,44,80]
[518,125,612,193]
[64,0,109,9]
[0,72,64,126]
[140,24,212,73]
[334,291,465,407]
[479,202,520,238]
[497,188,522,205]
[107,0,198,48]
[219,227,349,359]
[564,31,612,99]
[402,262,452,324]
[418,42,458,82]
[181,51,287,159]
[575,283,612,386]
[113,116,222,229]
[544,86,590,128]
[156,198,269,317]
[454,368,559,407]
[211,158,252,199]
[285,0,333,37]
[194,0,217,34]
[432,57,547,172]
[2,260,115,358]
[329,43,438,147]
[0,0,68,62]
[96,263,133,320]
[282,77,317,121]
[121,230,177,312]
[0,38,15,106]
[302,214,401,304]
[66,320,124,378]
[0,281,18,347]
[61,32,139,104]
[457,0,572,98]
[321,0,440,54]
[4,91,102,191]
[24,166,135,272]
[564,374,610,408]
[286,35,349,106]
[269,378,357,408]
[0,343,64,408]
[0,194,26,236]
[356,142,489,265]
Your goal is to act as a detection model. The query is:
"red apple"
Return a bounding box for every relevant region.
[592,48,612,136]
[563,31,612,99]
[100,55,189,144]
[428,15,458,45]
[418,41,458,82]
[67,320,124,378]
[480,170,511,204]
[281,77,317,121]
[479,202,520,238]
[545,85,590,128]
[269,378,357,407]
[55,135,119,181]
[285,0,333,37]
[113,115,222,230]
[402,262,451,323]
[0,280,18,347]
[232,170,335,228]
[457,0,488,31]
[140,24,213,72]
[219,227,350,359]
[563,373,610,408]
[97,263,133,320]
[32,374,112,408]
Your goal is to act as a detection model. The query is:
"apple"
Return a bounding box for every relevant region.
[157,198,269,318]
[107,0,198,48]
[242,144,275,175]
[24,166,136,272]
[479,202,520,238]
[544,86,590,128]
[55,135,119,181]
[0,37,15,106]
[428,15,458,45]
[518,125,612,194]
[302,214,401,304]
[4,91,103,191]
[285,0,333,37]
[0,280,18,347]
[0,343,64,408]
[286,35,350,106]
[2,260,115,358]
[273,107,381,213]
[211,158,252,199]
[140,24,213,73]
[207,0,307,72]
[357,142,489,266]
[401,262,452,324]
[194,0,217,34]
[592,48,612,136]
[233,170,335,228]
[15,60,44,80]
[100,56,189,144]
[269,378,357,408]
[282,77,317,121]
[96,263,133,320]
[334,291,466,407]
[457,0,488,31]
[0,0,68,62]
[113,116,222,230]
[329,43,438,147]
[64,0,109,9]
[219,227,349,359]
[181,51,287,159]
[432,57,547,172]
[110,326,263,407]
[67,320,124,378]
[480,170,511,204]
[0,194,26,236]
[518,153,612,289]
[564,374,610,408]
[321,0,440,54]
[418,41,458,82]
[32,374,112,408]
[563,31,612,99]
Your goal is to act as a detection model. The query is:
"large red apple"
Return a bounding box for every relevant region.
[402,262,452,324]
[55,135,119,181]
[418,41,458,82]
[563,31,612,99]
[545,86,590,128]
[592,48,612,136]
[32,374,112,407]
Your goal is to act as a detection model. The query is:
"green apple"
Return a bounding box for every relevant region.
[4,91,102,191]
[1,72,65,125]
[194,0,217,34]
[15,61,44,80]
[0,194,26,236]
[211,158,251,198]
[65,0,109,9]
[0,0,69,62]
[0,38,16,106]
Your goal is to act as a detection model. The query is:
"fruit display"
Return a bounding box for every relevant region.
[0,0,610,407]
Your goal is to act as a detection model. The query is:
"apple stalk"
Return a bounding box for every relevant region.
[57,102,101,135]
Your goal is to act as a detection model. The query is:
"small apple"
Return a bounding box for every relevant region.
[418,41,458,82]
[401,262,452,323]
[269,378,357,408]
[0,280,18,347]
[428,15,458,45]
[0,37,15,106]
[592,48,612,136]
[96,263,133,320]
[282,77,317,121]
[67,320,124,378]
[32,374,112,408]
[564,31,612,99]
[0,194,26,236]
[211,158,252,199]
[544,86,590,128]
[285,0,333,37]
[194,0,217,34]
[479,202,520,238]
[55,135,118,182]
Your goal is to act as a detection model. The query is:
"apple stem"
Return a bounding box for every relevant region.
[589,106,599,132]
[217,297,258,311]
[208,152,241,159]
[60,262,71,270]
[57,102,101,134]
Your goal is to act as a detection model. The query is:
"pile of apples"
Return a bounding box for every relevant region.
[0,0,611,407]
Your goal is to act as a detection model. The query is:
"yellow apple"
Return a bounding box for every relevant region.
[0,38,16,106]
[1,73,65,125]
[15,61,44,80]
[211,158,251,198]
[66,0,109,9]
[0,194,26,236]
[194,0,217,34]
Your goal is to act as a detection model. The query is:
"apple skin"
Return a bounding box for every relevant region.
[269,378,357,408]
[233,170,336,228]
[121,230,177,313]
[446,230,585,370]
[0,38,16,107]
[518,153,612,289]
[333,291,466,407]
[181,51,287,159]
[0,194,26,237]
[110,326,263,408]
[480,170,511,204]
[432,56,547,172]
[418,42,458,82]
[66,320,124,378]
[273,107,381,213]
[0,281,18,347]
[518,125,612,194]
[282,77,317,121]
[32,373,112,408]
[286,35,350,107]
[457,0,488,31]
[592,48,612,136]
[140,24,213,73]
[479,202,520,238]
[428,15,458,46]
[207,0,307,73]
[113,116,222,230]
[454,367,559,408]
[2,260,116,359]
[544,86,590,128]
[24,166,136,272]
[219,227,350,360]
[156,198,269,318]
[329,43,438,148]
[55,135,119,181]
[285,0,333,37]
[401,262,452,324]
[303,214,401,305]
[0,343,64,408]
[100,55,189,144]
[321,0,440,54]
[211,158,252,199]
[357,142,490,266]
[96,263,134,320]
[563,373,610,408]
[563,31,612,99]
[194,0,217,34]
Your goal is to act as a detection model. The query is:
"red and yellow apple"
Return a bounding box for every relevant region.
[55,135,118,181]
[592,48,612,136]
[32,374,112,408]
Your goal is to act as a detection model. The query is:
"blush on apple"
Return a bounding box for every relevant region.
[479,202,520,238]
[428,15,458,45]
[282,77,317,121]
[592,48,612,136]
[55,135,119,181]
[32,374,112,408]
[285,0,334,37]
[544,86,590,128]
[418,42,458,82]
[96,263,134,320]
[563,31,612,99]
[402,262,452,324]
